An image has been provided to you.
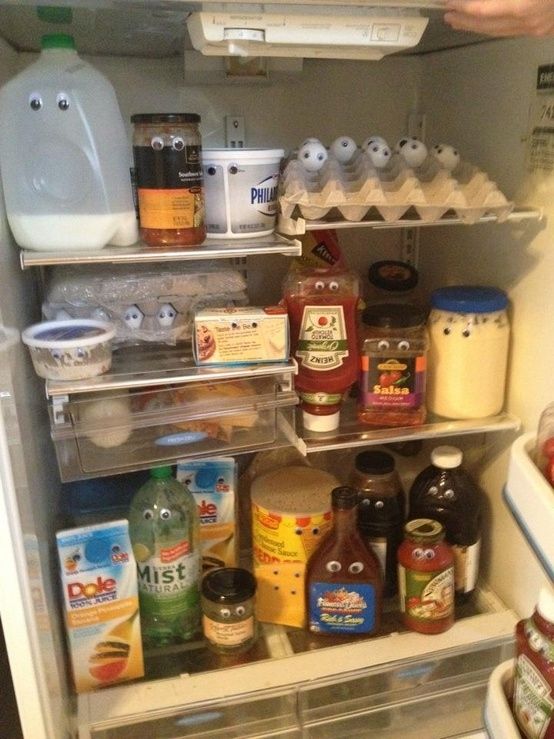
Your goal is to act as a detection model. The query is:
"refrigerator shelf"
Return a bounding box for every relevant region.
[19,233,302,269]
[297,398,521,454]
[503,431,554,580]
[277,205,542,236]
[77,585,516,738]
[483,659,520,739]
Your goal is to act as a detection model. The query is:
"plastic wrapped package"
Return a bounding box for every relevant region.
[42,262,248,346]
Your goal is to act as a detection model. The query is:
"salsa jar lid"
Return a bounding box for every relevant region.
[368,260,419,293]
[202,567,256,604]
[431,286,508,313]
[404,518,445,543]
[361,303,427,329]
[131,113,201,124]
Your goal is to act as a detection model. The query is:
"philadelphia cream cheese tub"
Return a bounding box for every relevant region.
[203,148,284,239]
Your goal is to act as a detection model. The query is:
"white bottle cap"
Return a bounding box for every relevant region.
[302,409,340,433]
[431,445,463,469]
[537,586,554,623]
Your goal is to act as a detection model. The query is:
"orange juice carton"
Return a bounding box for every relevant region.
[56,519,144,693]
[177,457,237,572]
[193,306,289,365]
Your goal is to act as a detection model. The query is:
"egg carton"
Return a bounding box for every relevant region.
[278,150,513,226]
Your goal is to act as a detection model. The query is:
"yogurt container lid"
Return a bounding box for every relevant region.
[22,320,115,349]
[431,286,508,313]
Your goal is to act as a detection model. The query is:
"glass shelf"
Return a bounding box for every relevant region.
[20,233,302,269]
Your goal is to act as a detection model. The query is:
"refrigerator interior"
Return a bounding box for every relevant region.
[0,5,553,736]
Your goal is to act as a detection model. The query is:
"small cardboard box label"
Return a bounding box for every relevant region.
[194,306,289,365]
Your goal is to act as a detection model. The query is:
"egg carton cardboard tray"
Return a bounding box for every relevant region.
[278,152,514,225]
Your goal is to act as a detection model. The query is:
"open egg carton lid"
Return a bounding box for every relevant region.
[279,145,514,226]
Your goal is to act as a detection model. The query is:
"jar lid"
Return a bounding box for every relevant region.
[368,260,419,293]
[431,286,508,313]
[331,486,358,510]
[404,518,445,543]
[131,113,201,124]
[430,445,463,469]
[537,586,554,623]
[355,450,395,475]
[361,303,427,329]
[201,567,256,604]
[41,33,75,50]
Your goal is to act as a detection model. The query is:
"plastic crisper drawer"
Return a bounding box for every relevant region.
[50,377,297,481]
[503,432,554,579]
[483,659,520,739]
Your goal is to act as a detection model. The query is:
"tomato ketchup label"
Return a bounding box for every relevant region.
[296,306,349,371]
[308,582,377,634]
[359,354,426,409]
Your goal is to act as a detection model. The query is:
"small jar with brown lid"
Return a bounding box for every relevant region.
[131,113,206,247]
[201,567,257,652]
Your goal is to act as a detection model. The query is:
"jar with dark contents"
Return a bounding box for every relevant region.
[201,568,257,652]
[131,113,206,247]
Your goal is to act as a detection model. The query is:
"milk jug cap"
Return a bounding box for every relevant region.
[537,586,554,623]
[41,33,76,50]
[430,445,463,469]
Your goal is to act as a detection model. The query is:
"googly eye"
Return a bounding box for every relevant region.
[228,165,238,175]
[424,549,436,560]
[398,340,410,351]
[329,281,339,291]
[56,93,69,111]
[377,340,390,350]
[172,136,185,151]
[326,560,342,573]
[348,562,364,574]
[143,509,154,521]
[207,166,217,176]
[29,94,42,111]
[375,500,384,509]
[160,508,171,521]
[444,489,455,500]
[462,329,471,338]
[151,136,164,151]
[294,527,303,536]
[413,547,424,560]
[51,349,63,360]
[220,608,231,619]
[312,527,320,535]
[235,606,246,617]
[112,545,120,553]
[443,327,451,336]
[75,348,86,359]
[315,280,325,291]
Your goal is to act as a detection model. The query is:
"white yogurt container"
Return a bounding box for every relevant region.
[22,319,115,380]
[203,149,284,239]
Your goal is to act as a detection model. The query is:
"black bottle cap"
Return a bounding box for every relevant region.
[331,486,358,510]
[201,567,256,604]
[368,260,419,293]
[355,450,395,475]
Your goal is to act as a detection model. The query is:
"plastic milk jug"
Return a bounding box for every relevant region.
[0,33,137,251]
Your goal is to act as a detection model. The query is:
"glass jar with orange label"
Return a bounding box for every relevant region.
[131,113,206,247]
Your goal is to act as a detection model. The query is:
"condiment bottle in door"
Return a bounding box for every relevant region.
[513,586,554,739]
[283,266,360,432]
[306,486,383,636]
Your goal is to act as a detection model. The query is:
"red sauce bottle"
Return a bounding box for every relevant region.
[282,267,360,433]
[397,518,454,634]
[513,586,554,738]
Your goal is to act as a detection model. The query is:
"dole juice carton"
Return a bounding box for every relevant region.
[56,519,144,693]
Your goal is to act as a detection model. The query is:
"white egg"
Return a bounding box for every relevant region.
[300,137,322,148]
[157,303,177,328]
[362,135,388,152]
[123,305,144,329]
[395,137,428,168]
[297,141,328,172]
[367,142,392,169]
[329,136,357,164]
[432,143,461,171]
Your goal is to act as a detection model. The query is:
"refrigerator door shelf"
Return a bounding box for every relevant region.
[504,432,554,580]
[483,659,520,739]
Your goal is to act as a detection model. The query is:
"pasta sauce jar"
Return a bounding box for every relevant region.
[131,113,206,247]
[397,518,454,634]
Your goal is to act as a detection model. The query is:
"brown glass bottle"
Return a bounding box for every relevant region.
[306,486,383,636]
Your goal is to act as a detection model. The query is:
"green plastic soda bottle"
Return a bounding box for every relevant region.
[129,466,201,647]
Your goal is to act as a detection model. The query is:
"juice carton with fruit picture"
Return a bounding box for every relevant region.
[56,519,144,693]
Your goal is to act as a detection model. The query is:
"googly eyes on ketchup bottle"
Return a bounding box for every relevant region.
[397,518,454,635]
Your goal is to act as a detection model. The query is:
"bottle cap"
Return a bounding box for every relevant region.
[430,446,463,469]
[150,466,173,480]
[404,518,445,543]
[41,33,76,50]
[201,567,256,604]
[331,486,357,510]
[302,409,340,432]
[355,450,395,475]
[368,260,419,293]
[361,303,427,329]
[431,286,508,314]
[537,586,554,623]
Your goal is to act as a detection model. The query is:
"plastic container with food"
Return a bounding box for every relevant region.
[22,319,115,380]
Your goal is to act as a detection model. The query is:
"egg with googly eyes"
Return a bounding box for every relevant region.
[156,303,177,328]
[367,142,392,169]
[329,135,357,164]
[361,135,388,152]
[123,305,144,330]
[431,143,460,171]
[298,142,328,172]
[395,137,428,168]
[300,136,322,148]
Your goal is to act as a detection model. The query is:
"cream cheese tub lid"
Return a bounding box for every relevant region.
[251,465,338,515]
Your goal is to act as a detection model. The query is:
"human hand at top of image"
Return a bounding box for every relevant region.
[444,0,554,38]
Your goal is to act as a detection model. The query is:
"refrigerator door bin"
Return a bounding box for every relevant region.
[50,377,298,480]
[483,659,520,739]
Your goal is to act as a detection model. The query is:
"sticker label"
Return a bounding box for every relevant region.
[308,582,377,634]
[398,565,454,622]
[514,653,554,739]
[296,305,348,371]
[359,354,426,410]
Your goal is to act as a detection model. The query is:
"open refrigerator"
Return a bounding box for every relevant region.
[0,1,554,737]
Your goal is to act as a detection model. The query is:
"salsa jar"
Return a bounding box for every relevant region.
[358,303,428,427]
[131,113,206,248]
[397,518,454,634]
